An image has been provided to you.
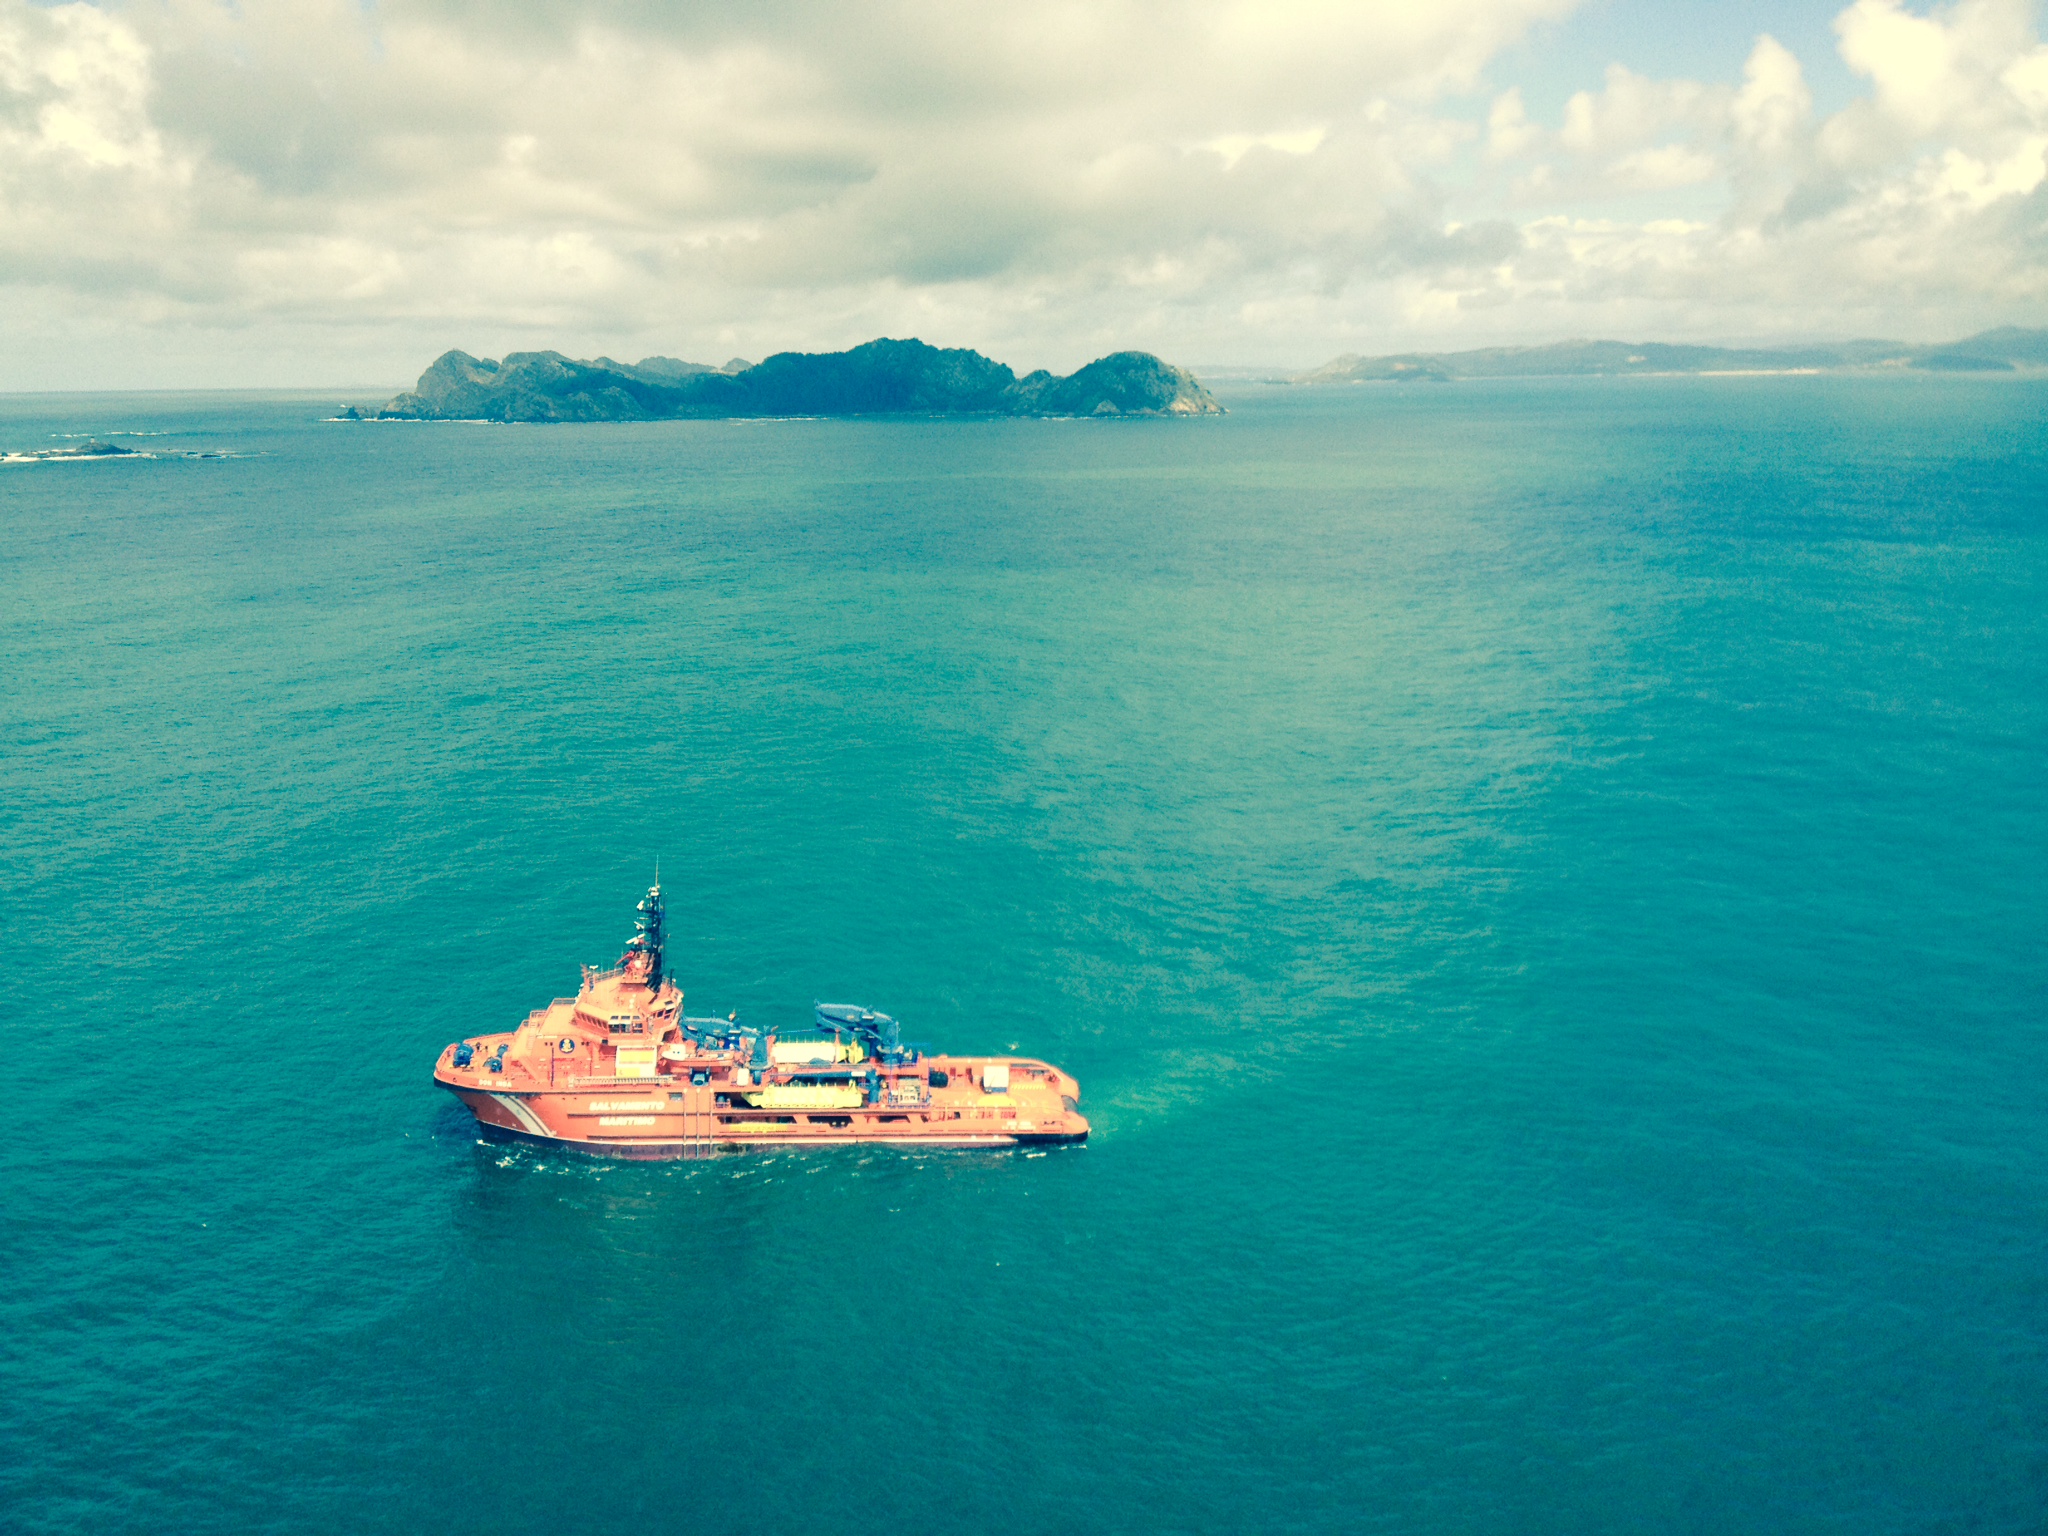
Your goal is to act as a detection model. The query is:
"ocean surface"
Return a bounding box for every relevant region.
[1,376,2043,1534]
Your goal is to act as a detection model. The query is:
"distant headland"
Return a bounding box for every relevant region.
[1293,326,2048,384]
[357,338,1223,422]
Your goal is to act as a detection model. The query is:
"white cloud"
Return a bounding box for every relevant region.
[0,0,2043,383]
[1203,129,1329,171]
[1468,2,2048,341]
[1487,89,1541,161]
[1558,65,1725,155]
[1731,35,1812,158]
[0,0,1581,380]
[0,1,194,294]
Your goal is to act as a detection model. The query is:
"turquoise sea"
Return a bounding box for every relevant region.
[2,377,2043,1533]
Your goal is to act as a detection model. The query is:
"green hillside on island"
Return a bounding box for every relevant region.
[363,338,1222,422]
[1295,326,2048,384]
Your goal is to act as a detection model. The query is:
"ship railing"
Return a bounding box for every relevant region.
[567,1074,678,1089]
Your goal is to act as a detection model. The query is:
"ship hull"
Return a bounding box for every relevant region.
[442,1081,1087,1157]
[468,1120,1084,1158]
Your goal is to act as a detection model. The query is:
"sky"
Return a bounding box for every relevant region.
[2,0,2045,387]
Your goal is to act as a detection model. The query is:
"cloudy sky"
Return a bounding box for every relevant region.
[3,0,2045,387]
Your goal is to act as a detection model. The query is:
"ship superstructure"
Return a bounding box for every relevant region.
[433,884,1089,1156]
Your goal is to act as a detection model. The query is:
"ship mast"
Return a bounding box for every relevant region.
[624,880,666,993]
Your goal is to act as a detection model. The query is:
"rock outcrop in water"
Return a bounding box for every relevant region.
[2,439,142,463]
[375,338,1222,421]
[1295,326,2048,384]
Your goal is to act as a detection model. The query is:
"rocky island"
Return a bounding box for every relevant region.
[366,338,1222,422]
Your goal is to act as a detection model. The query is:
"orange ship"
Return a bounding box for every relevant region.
[434,884,1089,1156]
